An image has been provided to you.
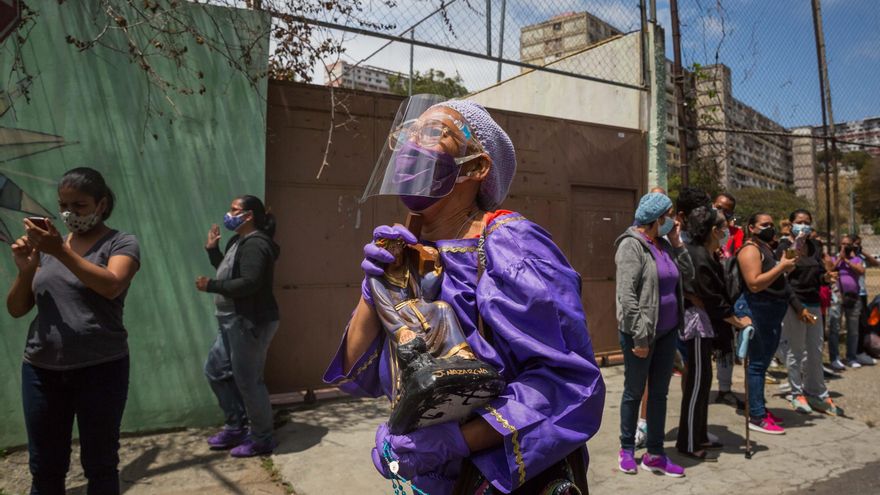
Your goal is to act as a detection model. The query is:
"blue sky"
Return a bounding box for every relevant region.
[655,0,880,128]
[310,0,878,129]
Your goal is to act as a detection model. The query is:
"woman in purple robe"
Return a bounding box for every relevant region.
[323,97,605,494]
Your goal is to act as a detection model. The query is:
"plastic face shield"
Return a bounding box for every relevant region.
[360,94,482,203]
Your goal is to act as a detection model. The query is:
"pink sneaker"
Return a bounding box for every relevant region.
[618,449,638,474]
[749,415,785,435]
[766,410,785,425]
[640,453,685,477]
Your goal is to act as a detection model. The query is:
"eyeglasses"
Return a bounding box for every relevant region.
[388,118,478,152]
[718,209,735,222]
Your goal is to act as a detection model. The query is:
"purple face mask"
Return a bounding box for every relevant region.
[400,195,442,212]
[391,141,460,199]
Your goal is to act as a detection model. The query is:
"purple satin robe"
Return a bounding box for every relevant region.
[324,212,606,494]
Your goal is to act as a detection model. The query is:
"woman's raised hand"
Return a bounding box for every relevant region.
[206,224,221,249]
[10,236,39,272]
[779,254,798,273]
[24,218,64,257]
[361,225,417,277]
[360,225,417,306]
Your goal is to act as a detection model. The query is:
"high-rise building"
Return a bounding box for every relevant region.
[324,61,403,94]
[692,64,792,190]
[791,127,818,203]
[520,12,622,68]
[827,117,880,157]
[519,16,794,190]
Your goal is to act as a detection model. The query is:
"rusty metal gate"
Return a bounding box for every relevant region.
[264,81,646,394]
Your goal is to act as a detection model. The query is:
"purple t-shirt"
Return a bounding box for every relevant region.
[646,237,680,334]
[836,255,862,295]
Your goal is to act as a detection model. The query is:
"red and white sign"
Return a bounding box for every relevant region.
[0,0,20,45]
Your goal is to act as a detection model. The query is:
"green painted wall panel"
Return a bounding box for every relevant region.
[0,2,268,447]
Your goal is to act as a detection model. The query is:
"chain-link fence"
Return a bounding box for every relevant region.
[666,0,879,242]
[292,0,649,96]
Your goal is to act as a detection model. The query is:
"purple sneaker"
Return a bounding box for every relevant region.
[641,453,685,478]
[230,437,277,458]
[207,427,247,450]
[618,449,638,474]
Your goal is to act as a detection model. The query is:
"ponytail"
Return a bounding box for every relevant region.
[238,194,276,239]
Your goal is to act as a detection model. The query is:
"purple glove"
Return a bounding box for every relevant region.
[371,422,470,481]
[361,225,417,306]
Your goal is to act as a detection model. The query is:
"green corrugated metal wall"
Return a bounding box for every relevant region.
[0,2,269,448]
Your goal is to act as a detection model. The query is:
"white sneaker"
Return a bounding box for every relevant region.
[856,353,877,366]
[847,360,862,369]
[831,359,846,371]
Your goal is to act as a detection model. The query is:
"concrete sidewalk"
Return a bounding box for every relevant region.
[272,364,880,494]
[0,428,287,495]
[3,364,879,494]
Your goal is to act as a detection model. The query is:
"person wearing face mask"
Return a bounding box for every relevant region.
[735,212,797,435]
[829,235,867,369]
[6,167,140,495]
[676,206,752,461]
[775,209,843,416]
[614,192,694,477]
[714,192,743,258]
[852,235,879,366]
[324,96,604,494]
[195,195,281,457]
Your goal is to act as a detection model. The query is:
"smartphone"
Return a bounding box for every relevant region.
[26,217,48,230]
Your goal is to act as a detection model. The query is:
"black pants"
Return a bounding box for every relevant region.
[676,335,712,453]
[858,295,870,355]
[22,357,130,495]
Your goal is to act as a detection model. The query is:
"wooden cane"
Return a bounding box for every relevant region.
[744,354,752,459]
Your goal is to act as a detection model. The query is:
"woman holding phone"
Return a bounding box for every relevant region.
[6,167,140,495]
[736,212,796,435]
[831,235,866,369]
[775,209,842,416]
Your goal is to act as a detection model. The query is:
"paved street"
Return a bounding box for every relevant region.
[3,363,880,494]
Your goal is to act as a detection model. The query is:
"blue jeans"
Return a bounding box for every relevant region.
[619,330,676,455]
[827,296,862,363]
[735,293,787,419]
[205,315,279,443]
[22,357,129,495]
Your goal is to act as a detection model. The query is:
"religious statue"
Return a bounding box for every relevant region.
[368,227,505,435]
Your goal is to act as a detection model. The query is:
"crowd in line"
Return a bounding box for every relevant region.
[7,97,878,494]
[615,186,878,477]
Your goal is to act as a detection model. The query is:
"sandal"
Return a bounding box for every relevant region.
[700,441,723,450]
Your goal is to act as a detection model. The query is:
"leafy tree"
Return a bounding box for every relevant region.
[7,0,399,124]
[388,69,469,99]
[734,187,812,227]
[855,155,880,229]
[816,149,872,173]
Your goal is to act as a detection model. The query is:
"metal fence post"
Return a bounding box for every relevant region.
[670,0,689,187]
[486,0,492,56]
[409,28,414,97]
[496,0,506,83]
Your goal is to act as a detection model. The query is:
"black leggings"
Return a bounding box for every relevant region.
[677,336,712,453]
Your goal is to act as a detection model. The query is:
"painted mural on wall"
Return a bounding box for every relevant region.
[0,75,72,243]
